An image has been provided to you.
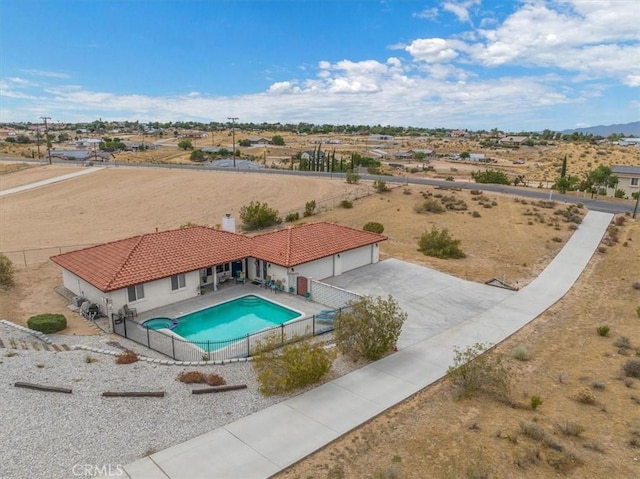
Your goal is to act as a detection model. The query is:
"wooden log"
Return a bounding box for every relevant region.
[102,391,165,398]
[192,384,247,395]
[14,382,72,394]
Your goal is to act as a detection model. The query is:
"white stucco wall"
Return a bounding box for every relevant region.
[341,244,377,272]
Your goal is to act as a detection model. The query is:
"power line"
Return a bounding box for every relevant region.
[228,117,238,168]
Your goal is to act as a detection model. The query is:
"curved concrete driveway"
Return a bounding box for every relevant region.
[118,211,612,479]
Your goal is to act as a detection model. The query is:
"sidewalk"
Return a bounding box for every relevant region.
[118,210,612,479]
[0,167,103,197]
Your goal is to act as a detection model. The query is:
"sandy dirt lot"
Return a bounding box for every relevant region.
[1,163,639,478]
[0,163,86,190]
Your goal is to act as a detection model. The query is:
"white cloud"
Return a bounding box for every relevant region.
[406,38,460,63]
[20,69,70,79]
[413,7,438,20]
[442,0,480,23]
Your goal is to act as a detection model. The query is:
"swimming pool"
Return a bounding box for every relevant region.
[150,295,303,344]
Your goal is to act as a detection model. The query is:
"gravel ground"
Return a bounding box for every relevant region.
[0,321,354,479]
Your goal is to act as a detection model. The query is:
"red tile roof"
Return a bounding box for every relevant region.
[51,227,252,292]
[51,222,386,292]
[251,222,385,267]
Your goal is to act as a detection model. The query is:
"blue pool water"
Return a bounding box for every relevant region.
[168,295,302,343]
[143,318,176,330]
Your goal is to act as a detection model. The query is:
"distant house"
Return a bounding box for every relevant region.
[410,149,436,158]
[300,150,326,161]
[618,138,640,147]
[49,150,112,161]
[369,134,395,141]
[50,222,385,316]
[449,129,467,138]
[246,137,271,145]
[499,136,529,146]
[610,165,640,198]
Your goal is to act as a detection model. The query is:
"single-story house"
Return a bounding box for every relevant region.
[49,150,112,161]
[50,222,385,317]
[300,150,326,161]
[609,165,640,198]
[246,137,271,145]
[499,136,529,146]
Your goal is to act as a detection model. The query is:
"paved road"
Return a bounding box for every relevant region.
[116,210,612,479]
[1,157,634,214]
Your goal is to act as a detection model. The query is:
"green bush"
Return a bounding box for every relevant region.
[252,336,336,395]
[0,253,15,289]
[513,346,530,361]
[374,180,389,193]
[418,226,466,259]
[471,169,511,185]
[363,222,384,234]
[415,199,444,214]
[345,170,360,184]
[530,395,543,410]
[597,325,610,337]
[239,201,282,231]
[303,200,316,217]
[340,199,353,208]
[447,342,511,399]
[285,212,299,222]
[27,314,67,334]
[623,360,640,378]
[333,295,407,361]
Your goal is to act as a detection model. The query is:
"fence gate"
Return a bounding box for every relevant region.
[297,276,308,296]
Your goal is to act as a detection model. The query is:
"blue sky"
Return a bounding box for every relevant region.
[1,0,638,131]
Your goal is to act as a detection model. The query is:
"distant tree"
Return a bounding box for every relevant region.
[584,165,619,198]
[57,133,70,142]
[238,139,251,147]
[177,139,193,150]
[15,134,31,144]
[363,222,384,234]
[459,151,470,159]
[239,201,282,231]
[190,149,205,162]
[333,295,407,361]
[523,138,535,147]
[471,169,511,185]
[271,135,285,146]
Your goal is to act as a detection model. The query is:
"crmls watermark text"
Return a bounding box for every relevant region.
[72,464,125,477]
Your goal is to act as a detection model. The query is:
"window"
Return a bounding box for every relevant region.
[171,274,186,291]
[216,264,230,273]
[127,284,144,302]
[631,178,639,187]
[206,267,213,276]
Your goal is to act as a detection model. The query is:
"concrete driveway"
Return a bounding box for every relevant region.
[324,258,515,349]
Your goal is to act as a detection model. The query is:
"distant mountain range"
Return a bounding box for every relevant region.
[562,121,640,137]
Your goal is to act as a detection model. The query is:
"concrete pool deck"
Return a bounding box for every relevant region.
[116,210,613,479]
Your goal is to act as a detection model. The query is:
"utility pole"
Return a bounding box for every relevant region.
[35,121,41,160]
[41,116,51,164]
[228,117,238,167]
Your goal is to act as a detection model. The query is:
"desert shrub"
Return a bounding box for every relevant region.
[552,236,562,243]
[447,342,511,399]
[115,350,139,365]
[334,295,407,361]
[239,201,281,231]
[623,360,640,378]
[598,246,607,254]
[470,189,483,195]
[403,187,412,195]
[633,282,640,290]
[303,200,316,217]
[441,195,468,211]
[252,336,336,395]
[591,381,605,390]
[445,176,455,181]
[374,180,389,193]
[471,211,481,218]
[556,421,585,437]
[637,306,640,318]
[363,222,384,234]
[513,346,530,361]
[84,355,97,364]
[615,215,627,226]
[416,198,444,214]
[573,387,596,405]
[616,336,632,349]
[418,226,466,259]
[345,170,360,184]
[0,253,15,289]
[285,212,299,222]
[530,395,543,410]
[177,371,225,386]
[27,314,67,334]
[597,325,610,337]
[340,199,353,208]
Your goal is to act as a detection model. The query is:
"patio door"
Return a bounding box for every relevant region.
[297,276,308,296]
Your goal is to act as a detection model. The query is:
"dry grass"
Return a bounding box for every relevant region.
[115,350,139,365]
[176,371,225,386]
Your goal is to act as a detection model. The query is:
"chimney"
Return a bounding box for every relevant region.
[221,213,235,233]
